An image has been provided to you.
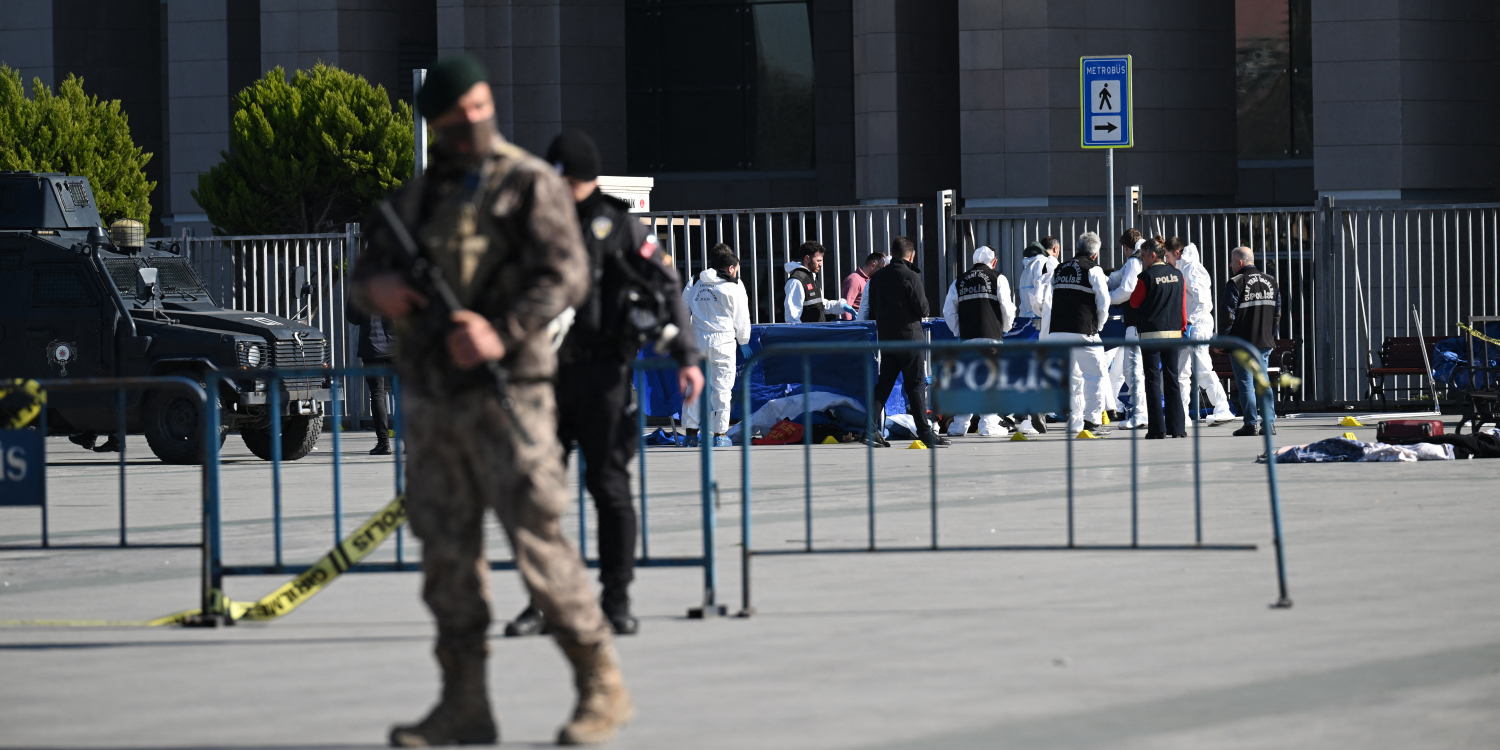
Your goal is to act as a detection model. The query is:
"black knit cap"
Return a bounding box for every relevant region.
[416,54,489,120]
[546,129,601,181]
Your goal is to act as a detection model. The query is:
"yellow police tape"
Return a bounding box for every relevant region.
[0,379,45,429]
[1458,323,1500,347]
[1,494,407,627]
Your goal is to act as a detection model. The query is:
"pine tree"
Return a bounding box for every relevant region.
[0,66,155,224]
[193,64,415,236]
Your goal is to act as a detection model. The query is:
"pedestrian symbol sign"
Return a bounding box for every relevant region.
[1080,55,1132,148]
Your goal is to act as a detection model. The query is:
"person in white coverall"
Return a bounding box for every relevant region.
[1006,237,1060,435]
[1043,232,1114,436]
[1107,229,1148,429]
[1165,239,1236,424]
[942,245,1016,436]
[783,241,855,323]
[683,245,752,448]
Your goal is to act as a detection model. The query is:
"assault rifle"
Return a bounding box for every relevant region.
[375,200,532,445]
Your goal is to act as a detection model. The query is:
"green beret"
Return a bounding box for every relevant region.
[417,54,489,120]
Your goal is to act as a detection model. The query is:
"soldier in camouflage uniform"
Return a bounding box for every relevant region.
[352,55,632,746]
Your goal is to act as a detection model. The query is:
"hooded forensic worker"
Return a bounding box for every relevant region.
[942,245,1016,437]
[1015,238,1059,337]
[1168,240,1236,424]
[783,240,855,322]
[1107,230,1149,429]
[683,245,752,446]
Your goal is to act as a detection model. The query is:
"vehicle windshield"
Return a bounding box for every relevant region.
[101,257,212,301]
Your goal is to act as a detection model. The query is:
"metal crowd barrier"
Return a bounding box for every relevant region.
[735,336,1293,617]
[0,376,221,624]
[201,360,724,621]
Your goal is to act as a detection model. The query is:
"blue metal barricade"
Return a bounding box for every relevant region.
[0,376,220,623]
[735,336,1293,616]
[202,358,723,620]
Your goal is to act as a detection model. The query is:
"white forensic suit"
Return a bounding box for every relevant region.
[782,262,854,323]
[683,268,752,435]
[1017,250,1058,331]
[1174,243,1236,423]
[1107,244,1147,428]
[941,246,1016,436]
[1044,255,1114,435]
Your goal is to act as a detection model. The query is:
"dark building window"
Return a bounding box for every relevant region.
[626,0,815,173]
[1236,0,1312,160]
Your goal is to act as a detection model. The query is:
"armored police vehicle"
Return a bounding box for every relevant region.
[0,172,331,464]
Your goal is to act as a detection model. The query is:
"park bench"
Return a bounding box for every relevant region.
[1210,339,1300,414]
[1364,336,1439,411]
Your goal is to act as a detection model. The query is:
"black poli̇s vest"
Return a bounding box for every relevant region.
[956,264,1007,340]
[1050,257,1102,335]
[1134,262,1185,335]
[788,266,827,323]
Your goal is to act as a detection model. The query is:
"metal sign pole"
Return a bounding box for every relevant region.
[1107,149,1114,262]
[413,69,427,179]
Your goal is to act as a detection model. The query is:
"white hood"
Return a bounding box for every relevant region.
[783,261,806,274]
[697,267,724,284]
[1023,252,1058,274]
[1179,242,1202,266]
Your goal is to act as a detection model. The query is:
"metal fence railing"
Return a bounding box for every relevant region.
[639,204,929,324]
[1140,207,1319,405]
[951,211,1126,294]
[173,225,367,418]
[1141,202,1500,406]
[734,337,1293,616]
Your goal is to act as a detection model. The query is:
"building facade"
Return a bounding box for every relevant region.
[1,0,1494,236]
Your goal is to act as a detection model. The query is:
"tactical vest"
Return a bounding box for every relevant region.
[1134,262,1185,335]
[956,264,1007,340]
[789,266,826,323]
[1228,266,1280,350]
[1050,257,1102,335]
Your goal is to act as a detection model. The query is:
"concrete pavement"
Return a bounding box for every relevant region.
[2,416,1497,749]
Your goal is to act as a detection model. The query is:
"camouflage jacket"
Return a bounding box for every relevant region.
[351,137,588,396]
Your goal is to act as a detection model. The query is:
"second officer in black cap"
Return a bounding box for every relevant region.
[505,129,702,637]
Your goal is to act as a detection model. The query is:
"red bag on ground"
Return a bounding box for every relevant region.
[1376,419,1444,442]
[752,419,806,445]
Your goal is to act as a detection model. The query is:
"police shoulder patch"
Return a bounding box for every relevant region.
[591,216,614,241]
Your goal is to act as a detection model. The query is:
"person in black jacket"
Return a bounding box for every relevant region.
[857,236,949,448]
[505,129,703,638]
[1127,239,1188,439]
[1221,246,1281,437]
[346,304,395,455]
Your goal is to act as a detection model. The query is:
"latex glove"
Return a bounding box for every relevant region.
[740,344,753,359]
[836,298,857,314]
[1184,323,1195,339]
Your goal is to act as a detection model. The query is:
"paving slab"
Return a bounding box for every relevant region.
[2,417,1497,749]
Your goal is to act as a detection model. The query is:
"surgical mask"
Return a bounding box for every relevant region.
[430,116,498,167]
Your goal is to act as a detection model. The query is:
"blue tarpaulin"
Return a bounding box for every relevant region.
[638,320,957,421]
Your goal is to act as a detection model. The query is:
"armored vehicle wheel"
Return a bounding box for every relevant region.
[142,380,228,465]
[240,414,322,461]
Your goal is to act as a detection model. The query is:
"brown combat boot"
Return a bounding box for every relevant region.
[390,646,499,746]
[555,637,634,745]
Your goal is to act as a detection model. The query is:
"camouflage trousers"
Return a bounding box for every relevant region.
[404,382,611,655]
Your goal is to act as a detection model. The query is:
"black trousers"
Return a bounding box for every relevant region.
[872,348,933,437]
[366,357,391,441]
[555,358,638,596]
[1142,346,1187,437]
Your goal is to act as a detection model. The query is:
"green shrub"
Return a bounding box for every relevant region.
[0,65,155,224]
[194,63,414,236]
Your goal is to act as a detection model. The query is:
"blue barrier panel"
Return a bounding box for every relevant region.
[0,429,44,507]
[736,336,1293,617]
